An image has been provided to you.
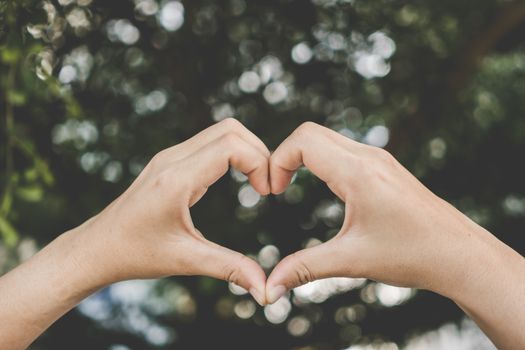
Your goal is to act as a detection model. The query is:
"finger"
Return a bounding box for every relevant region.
[192,239,267,306]
[160,118,270,164]
[183,132,270,195]
[300,121,367,153]
[270,122,360,198]
[265,239,349,304]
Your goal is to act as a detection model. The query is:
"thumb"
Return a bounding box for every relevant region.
[265,240,346,304]
[192,239,267,306]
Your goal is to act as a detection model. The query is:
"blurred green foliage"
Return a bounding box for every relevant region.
[1,0,525,349]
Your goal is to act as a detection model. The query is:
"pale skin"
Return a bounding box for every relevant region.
[0,119,523,349]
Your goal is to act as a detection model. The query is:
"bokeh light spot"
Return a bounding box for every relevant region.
[58,65,77,84]
[238,184,261,208]
[287,316,311,336]
[106,19,140,45]
[354,53,391,79]
[291,42,313,64]
[375,283,414,307]
[264,296,292,324]
[294,278,366,304]
[257,245,280,269]
[158,1,185,32]
[234,300,256,319]
[364,125,390,148]
[238,71,261,93]
[229,282,248,296]
[263,81,288,104]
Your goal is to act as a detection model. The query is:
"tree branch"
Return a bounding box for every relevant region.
[449,0,525,91]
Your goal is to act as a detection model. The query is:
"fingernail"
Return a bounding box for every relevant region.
[249,288,266,306]
[267,285,286,304]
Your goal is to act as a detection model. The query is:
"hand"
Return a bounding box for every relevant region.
[265,122,497,302]
[0,118,273,349]
[265,122,525,349]
[71,118,270,304]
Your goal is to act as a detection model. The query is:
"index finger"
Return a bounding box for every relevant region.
[270,122,361,199]
[182,132,270,196]
[157,118,270,166]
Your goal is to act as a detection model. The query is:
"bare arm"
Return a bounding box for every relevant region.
[265,122,525,350]
[0,118,270,350]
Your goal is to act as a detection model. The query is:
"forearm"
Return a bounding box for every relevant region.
[434,224,525,349]
[0,222,107,350]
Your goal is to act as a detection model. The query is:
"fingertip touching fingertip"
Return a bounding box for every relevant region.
[269,183,286,195]
[262,182,271,196]
[255,184,271,196]
[266,284,287,305]
[249,287,266,306]
[269,178,283,195]
[270,188,285,195]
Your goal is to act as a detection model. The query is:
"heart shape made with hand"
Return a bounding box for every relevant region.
[180,118,433,308]
[103,117,443,308]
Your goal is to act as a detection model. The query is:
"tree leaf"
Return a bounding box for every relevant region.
[0,215,19,247]
[16,185,43,202]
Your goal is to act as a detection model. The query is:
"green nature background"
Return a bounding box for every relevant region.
[2,0,525,349]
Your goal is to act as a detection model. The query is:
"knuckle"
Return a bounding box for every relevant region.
[294,121,319,138]
[260,143,271,157]
[340,152,363,181]
[219,132,242,148]
[369,166,391,188]
[363,149,398,186]
[153,167,183,191]
[342,151,359,168]
[370,147,397,167]
[149,150,167,168]
[225,267,238,285]
[152,170,170,190]
[220,117,243,132]
[288,252,314,286]
[253,153,268,168]
[269,155,290,179]
[373,147,396,166]
[223,254,250,285]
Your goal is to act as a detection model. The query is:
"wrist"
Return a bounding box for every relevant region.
[0,218,113,348]
[45,221,110,302]
[429,222,525,349]
[427,221,511,303]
